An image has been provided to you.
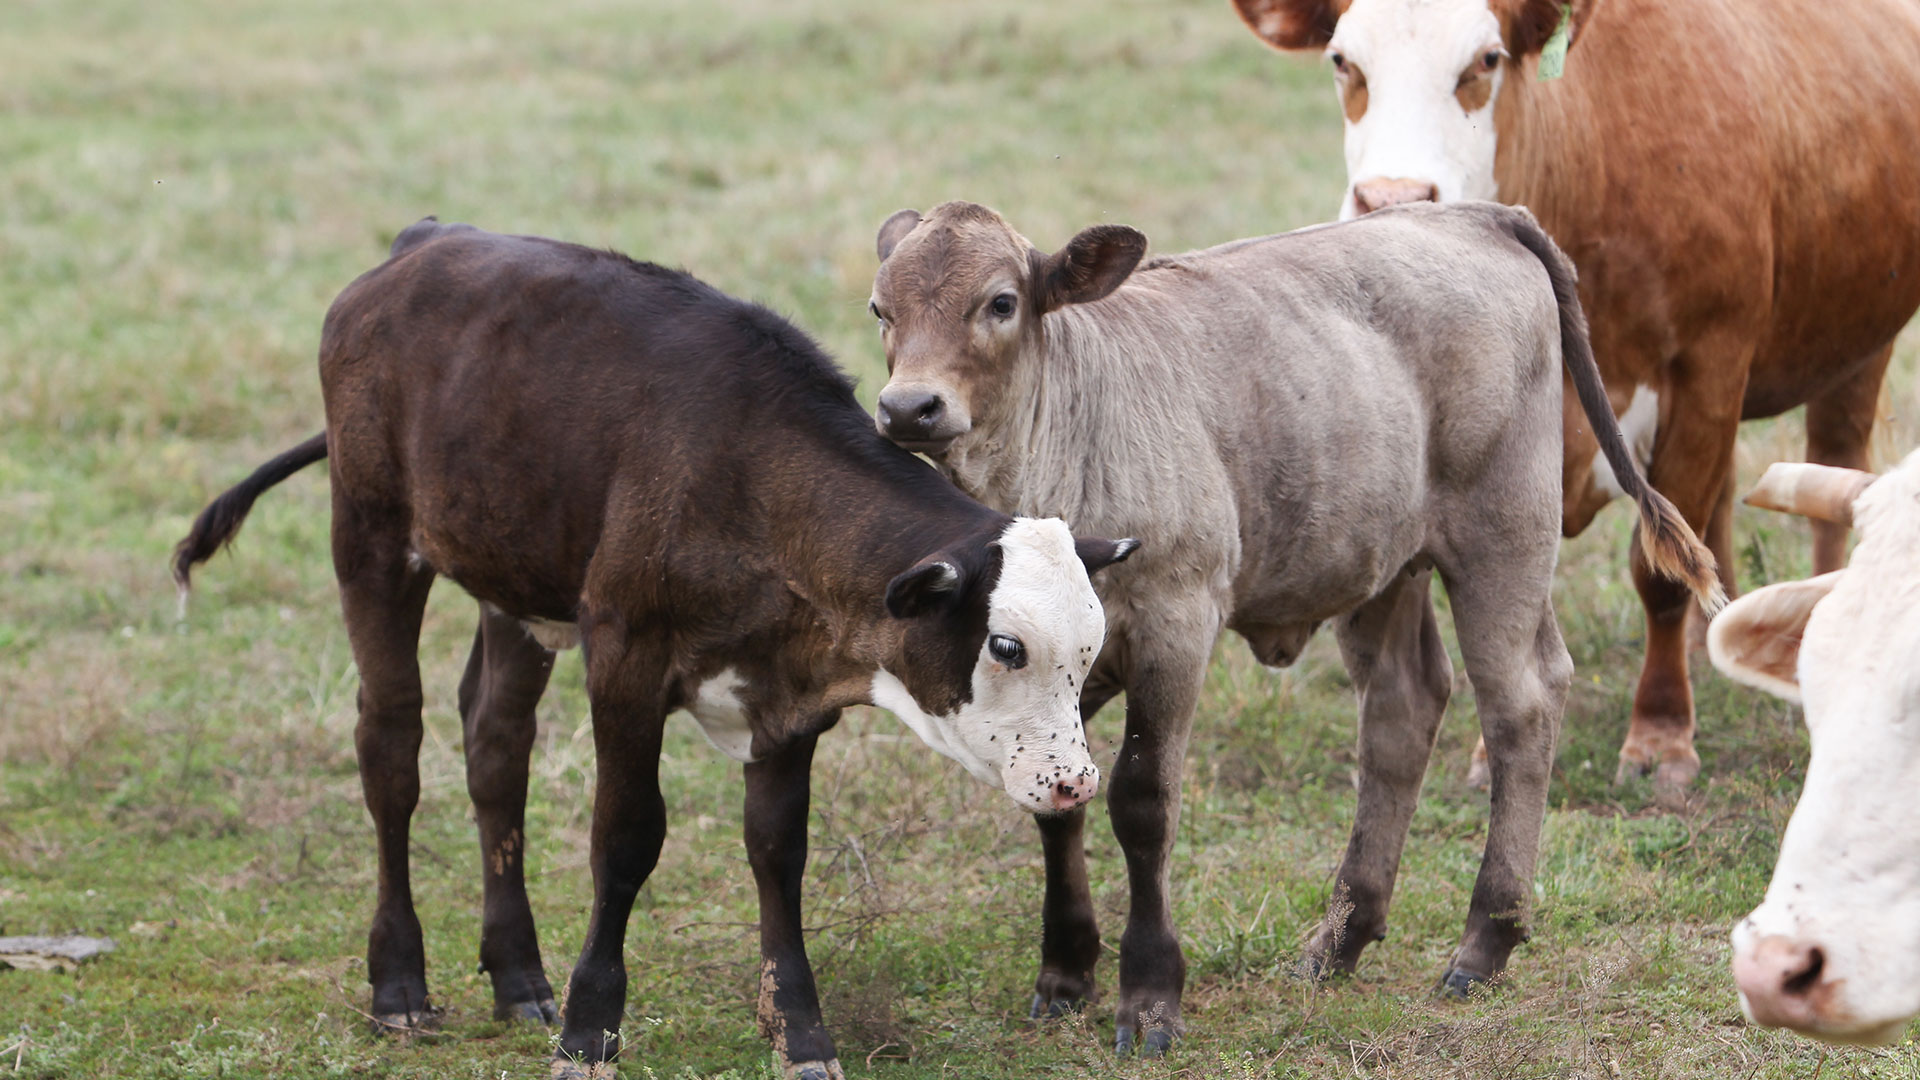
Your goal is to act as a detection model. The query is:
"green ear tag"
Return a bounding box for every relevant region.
[1537,3,1572,80]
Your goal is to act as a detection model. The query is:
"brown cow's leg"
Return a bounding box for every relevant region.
[334,512,438,1032]
[1804,341,1892,573]
[746,730,842,1080]
[459,606,558,1024]
[1617,365,1743,796]
[1306,568,1452,979]
[1030,680,1121,1020]
[554,621,669,1076]
[1107,622,1212,1057]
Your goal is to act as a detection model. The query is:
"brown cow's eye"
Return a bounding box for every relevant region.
[989,293,1016,319]
[988,633,1027,669]
[869,300,885,323]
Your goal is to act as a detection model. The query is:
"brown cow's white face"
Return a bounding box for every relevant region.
[1233,0,1589,218]
[1324,0,1507,218]
[1710,453,1920,1044]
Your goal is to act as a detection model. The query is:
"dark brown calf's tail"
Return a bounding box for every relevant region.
[172,432,329,591]
[1502,209,1726,613]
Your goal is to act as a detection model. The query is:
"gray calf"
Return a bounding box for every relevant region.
[869,199,1719,1051]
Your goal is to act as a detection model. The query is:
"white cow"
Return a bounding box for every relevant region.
[1710,451,1920,1044]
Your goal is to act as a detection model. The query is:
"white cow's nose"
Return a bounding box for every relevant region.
[1734,933,1828,1030]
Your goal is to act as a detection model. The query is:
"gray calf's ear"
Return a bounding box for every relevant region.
[1038,225,1148,312]
[885,559,962,618]
[1075,536,1140,576]
[1232,0,1344,51]
[877,209,923,262]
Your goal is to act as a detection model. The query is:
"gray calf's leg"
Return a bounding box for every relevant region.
[458,606,559,1024]
[1439,587,1572,993]
[554,622,669,1074]
[1306,568,1453,979]
[1108,629,1212,1056]
[333,509,438,1032]
[1031,680,1122,1019]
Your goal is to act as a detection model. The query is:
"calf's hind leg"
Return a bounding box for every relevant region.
[1435,579,1572,994]
[458,605,559,1023]
[1306,567,1453,979]
[334,508,438,1031]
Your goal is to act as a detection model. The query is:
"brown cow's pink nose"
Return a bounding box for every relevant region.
[1352,178,1440,214]
[1733,934,1829,1030]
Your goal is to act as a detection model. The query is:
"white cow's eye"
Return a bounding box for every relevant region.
[1329,51,1349,75]
[1481,49,1503,71]
[988,633,1027,669]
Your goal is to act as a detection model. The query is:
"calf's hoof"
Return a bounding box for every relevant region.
[1114,1025,1176,1057]
[368,1005,442,1037]
[496,996,560,1025]
[1432,966,1492,1001]
[1030,993,1086,1020]
[550,1057,617,1080]
[785,1060,846,1080]
[1465,740,1491,790]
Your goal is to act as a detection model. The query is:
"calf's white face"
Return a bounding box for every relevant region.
[1710,454,1920,1043]
[873,518,1121,814]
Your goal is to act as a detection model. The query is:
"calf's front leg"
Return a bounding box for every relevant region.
[1030,680,1121,1020]
[1107,627,1212,1056]
[746,729,842,1080]
[554,627,668,1078]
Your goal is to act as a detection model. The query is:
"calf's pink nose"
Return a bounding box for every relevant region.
[1049,775,1097,811]
[1734,934,1828,1030]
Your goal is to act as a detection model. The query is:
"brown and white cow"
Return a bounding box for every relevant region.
[173,219,1138,1080]
[1232,0,1920,794]
[869,198,1720,1051]
[1711,454,1920,1045]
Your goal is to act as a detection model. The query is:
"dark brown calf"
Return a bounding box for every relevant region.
[174,219,1133,1079]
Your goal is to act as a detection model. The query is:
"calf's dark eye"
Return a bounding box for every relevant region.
[989,293,1017,318]
[988,633,1027,669]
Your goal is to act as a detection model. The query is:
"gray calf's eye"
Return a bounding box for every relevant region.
[989,293,1017,319]
[988,632,1027,669]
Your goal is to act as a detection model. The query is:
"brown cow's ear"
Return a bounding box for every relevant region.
[1705,573,1843,705]
[877,210,923,262]
[1036,225,1147,312]
[1497,0,1600,58]
[1232,0,1348,51]
[1075,537,1140,576]
[885,559,962,618]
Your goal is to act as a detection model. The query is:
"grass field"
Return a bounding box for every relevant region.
[4,0,1920,1076]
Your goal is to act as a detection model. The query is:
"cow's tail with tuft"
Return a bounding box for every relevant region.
[171,432,330,603]
[1502,208,1726,614]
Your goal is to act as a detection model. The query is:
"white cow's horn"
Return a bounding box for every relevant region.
[1743,462,1878,526]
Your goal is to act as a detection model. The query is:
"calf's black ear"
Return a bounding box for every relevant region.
[1037,225,1148,312]
[1076,537,1140,576]
[886,559,963,618]
[877,209,923,262]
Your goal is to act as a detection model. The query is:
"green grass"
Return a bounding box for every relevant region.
[4,0,1920,1076]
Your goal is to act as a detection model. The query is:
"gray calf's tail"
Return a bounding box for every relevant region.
[1503,210,1725,613]
[172,432,329,593]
